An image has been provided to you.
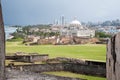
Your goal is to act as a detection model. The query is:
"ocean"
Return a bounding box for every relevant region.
[5,26,17,39]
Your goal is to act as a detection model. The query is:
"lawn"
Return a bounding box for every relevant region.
[6,41,106,61]
[43,71,106,80]
[6,41,106,80]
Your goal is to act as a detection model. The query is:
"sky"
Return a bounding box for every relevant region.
[1,0,120,25]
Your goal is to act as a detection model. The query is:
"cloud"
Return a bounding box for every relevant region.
[2,0,120,25]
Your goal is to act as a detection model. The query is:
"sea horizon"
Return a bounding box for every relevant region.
[5,26,17,39]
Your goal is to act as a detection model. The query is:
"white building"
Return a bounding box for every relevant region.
[60,19,95,37]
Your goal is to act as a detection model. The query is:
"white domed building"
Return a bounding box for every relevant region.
[60,19,95,37]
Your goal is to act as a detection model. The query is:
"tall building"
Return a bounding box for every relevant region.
[61,15,65,25]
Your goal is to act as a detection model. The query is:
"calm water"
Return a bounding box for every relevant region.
[5,26,17,39]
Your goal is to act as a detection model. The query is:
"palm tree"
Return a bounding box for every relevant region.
[0,1,5,80]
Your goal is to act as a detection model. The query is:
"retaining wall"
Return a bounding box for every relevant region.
[10,62,106,77]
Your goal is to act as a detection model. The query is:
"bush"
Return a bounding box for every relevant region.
[7,38,23,42]
[95,32,112,38]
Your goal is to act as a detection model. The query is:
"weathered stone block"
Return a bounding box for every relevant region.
[107,32,120,80]
[0,1,5,80]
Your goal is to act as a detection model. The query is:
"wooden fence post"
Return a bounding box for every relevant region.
[107,33,120,80]
[0,1,5,80]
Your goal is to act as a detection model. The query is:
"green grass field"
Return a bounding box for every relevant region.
[6,41,106,61]
[43,71,106,80]
[6,41,106,80]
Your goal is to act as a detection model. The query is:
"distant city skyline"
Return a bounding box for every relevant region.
[2,0,120,25]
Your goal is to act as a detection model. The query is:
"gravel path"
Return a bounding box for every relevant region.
[6,68,82,80]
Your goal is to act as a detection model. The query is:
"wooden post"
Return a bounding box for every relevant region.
[107,33,120,80]
[0,1,5,80]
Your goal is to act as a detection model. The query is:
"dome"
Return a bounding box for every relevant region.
[70,20,81,25]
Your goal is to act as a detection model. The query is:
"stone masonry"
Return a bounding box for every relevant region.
[107,32,120,80]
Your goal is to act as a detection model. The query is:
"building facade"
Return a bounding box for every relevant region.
[60,19,95,37]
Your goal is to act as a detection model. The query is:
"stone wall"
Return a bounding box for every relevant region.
[107,32,120,80]
[37,37,100,45]
[10,62,106,77]
[64,63,106,77]
[14,63,65,72]
[6,55,106,78]
[46,57,85,64]
[30,55,48,62]
[6,54,49,63]
[0,2,5,80]
[37,39,56,45]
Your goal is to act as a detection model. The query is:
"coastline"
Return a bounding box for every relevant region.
[5,26,17,39]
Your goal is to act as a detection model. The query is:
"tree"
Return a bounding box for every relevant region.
[95,32,111,38]
[0,1,5,80]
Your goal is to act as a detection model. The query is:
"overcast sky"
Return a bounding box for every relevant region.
[1,0,120,25]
